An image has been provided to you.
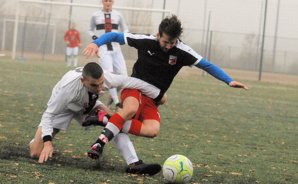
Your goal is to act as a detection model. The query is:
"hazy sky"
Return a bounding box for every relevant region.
[2,0,298,54]
[2,0,298,38]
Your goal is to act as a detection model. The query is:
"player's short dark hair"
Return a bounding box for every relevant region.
[159,14,183,39]
[82,62,103,80]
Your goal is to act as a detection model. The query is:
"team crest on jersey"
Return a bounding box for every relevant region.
[169,55,177,65]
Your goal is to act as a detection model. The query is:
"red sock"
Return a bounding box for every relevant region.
[109,113,126,130]
[128,119,142,135]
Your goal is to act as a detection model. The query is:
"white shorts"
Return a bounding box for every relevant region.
[66,47,79,56]
[39,101,102,131]
[98,50,127,75]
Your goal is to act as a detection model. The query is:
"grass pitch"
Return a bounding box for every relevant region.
[0,58,297,183]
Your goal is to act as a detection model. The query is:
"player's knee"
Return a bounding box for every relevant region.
[146,127,160,138]
[30,152,40,159]
[151,128,160,137]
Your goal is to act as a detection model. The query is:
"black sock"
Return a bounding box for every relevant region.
[96,128,114,147]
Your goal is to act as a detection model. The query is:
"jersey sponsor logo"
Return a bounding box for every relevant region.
[169,55,177,65]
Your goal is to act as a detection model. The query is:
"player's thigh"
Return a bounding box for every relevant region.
[119,89,141,119]
[139,97,161,136]
[99,52,114,72]
[118,96,140,120]
[72,47,79,56]
[112,51,127,75]
[66,47,72,56]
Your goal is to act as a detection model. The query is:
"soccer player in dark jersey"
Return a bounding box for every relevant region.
[82,15,248,161]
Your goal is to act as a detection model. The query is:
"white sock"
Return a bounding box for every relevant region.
[74,56,78,67]
[67,56,71,66]
[113,133,138,165]
[109,88,119,104]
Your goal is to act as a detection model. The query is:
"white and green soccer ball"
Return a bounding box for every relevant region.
[162,154,193,183]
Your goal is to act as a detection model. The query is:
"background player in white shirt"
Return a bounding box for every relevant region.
[89,0,129,110]
[29,62,162,175]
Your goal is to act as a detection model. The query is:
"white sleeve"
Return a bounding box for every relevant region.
[88,14,96,37]
[104,72,160,99]
[119,13,129,33]
[40,85,75,138]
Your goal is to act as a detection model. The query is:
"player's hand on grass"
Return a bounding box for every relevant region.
[229,81,249,90]
[38,141,54,163]
[83,43,100,59]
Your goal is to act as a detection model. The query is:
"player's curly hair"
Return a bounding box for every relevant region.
[159,14,183,39]
[83,62,103,80]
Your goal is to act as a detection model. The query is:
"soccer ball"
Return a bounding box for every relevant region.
[162,154,193,183]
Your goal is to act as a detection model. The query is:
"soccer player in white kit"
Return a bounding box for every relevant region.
[29,62,162,175]
[89,0,128,110]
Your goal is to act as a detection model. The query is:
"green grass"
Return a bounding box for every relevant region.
[0,58,297,184]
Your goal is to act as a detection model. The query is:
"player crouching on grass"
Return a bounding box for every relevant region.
[29,62,165,175]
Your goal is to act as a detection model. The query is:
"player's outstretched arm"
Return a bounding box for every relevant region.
[83,43,100,59]
[229,81,248,90]
[38,141,53,163]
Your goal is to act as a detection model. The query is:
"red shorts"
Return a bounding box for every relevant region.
[121,89,160,123]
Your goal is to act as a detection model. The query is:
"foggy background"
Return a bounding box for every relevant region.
[1,0,298,76]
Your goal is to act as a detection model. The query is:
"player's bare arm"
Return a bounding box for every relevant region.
[83,43,100,59]
[229,81,249,90]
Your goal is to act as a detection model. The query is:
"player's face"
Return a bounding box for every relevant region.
[81,74,104,94]
[71,23,76,29]
[102,0,114,12]
[157,33,177,52]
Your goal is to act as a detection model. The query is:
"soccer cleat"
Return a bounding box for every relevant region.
[87,143,103,159]
[125,160,162,176]
[82,110,109,127]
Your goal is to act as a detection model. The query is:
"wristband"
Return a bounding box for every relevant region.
[43,135,52,143]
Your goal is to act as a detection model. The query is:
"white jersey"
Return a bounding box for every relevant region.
[40,68,160,138]
[89,10,129,52]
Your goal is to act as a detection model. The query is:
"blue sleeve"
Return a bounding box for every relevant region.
[195,58,234,85]
[92,32,125,47]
